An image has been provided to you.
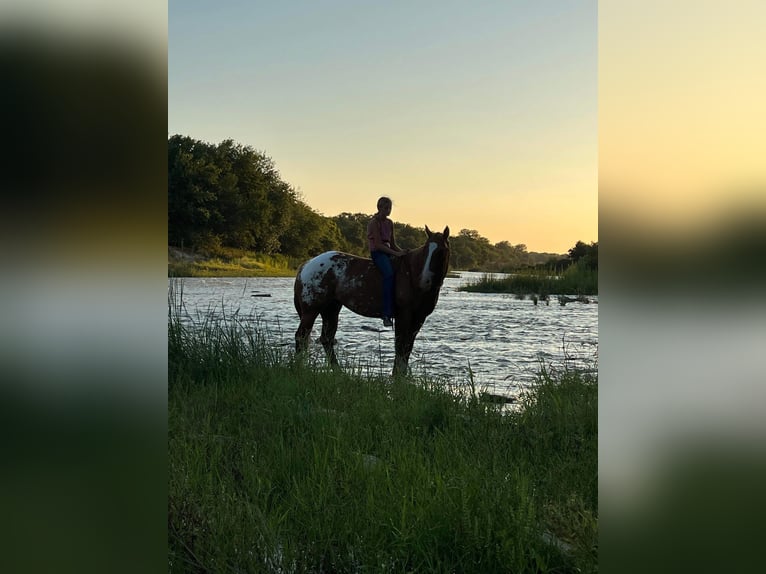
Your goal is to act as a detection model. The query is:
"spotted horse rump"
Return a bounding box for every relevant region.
[294,226,451,375]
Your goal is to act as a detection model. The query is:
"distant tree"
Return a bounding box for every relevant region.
[567,240,598,270]
[459,229,482,241]
[394,222,428,250]
[582,241,598,270]
[490,241,529,271]
[332,213,370,256]
[330,213,426,255]
[450,229,493,270]
[279,201,345,260]
[568,241,589,262]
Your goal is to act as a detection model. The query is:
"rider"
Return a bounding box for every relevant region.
[367,196,406,327]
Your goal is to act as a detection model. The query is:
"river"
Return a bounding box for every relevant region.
[169,272,597,399]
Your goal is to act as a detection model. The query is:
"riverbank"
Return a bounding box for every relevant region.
[168,246,296,277]
[169,246,463,279]
[169,312,598,572]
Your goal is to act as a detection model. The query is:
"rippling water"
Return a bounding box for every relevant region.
[169,272,598,398]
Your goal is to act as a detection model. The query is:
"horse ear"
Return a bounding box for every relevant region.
[443,226,450,239]
[425,225,432,237]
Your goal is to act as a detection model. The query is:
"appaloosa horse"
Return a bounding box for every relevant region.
[294,226,450,375]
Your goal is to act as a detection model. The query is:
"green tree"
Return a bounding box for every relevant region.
[280,201,346,260]
[394,222,428,251]
[568,240,598,270]
[331,213,428,256]
[168,135,223,249]
[568,241,589,262]
[213,139,296,253]
[332,213,370,256]
[450,229,493,270]
[489,241,529,271]
[168,135,301,254]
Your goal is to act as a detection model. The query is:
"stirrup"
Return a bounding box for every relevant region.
[382,317,394,327]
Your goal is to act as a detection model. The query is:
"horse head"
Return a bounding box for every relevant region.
[416,225,450,292]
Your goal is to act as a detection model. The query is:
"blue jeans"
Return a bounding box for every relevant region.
[371,251,394,318]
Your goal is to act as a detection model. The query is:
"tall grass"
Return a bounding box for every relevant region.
[461,264,598,296]
[168,246,297,277]
[169,307,597,573]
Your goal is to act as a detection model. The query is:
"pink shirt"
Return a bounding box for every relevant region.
[368,217,393,252]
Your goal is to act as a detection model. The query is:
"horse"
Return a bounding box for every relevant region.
[294,225,451,375]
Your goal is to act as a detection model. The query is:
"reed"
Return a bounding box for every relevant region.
[460,264,598,296]
[168,306,597,573]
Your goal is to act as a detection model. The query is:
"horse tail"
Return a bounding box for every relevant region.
[293,267,303,317]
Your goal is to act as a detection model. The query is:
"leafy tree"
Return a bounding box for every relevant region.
[394,222,428,250]
[568,240,598,270]
[583,242,598,270]
[168,135,223,249]
[330,213,427,256]
[450,229,493,270]
[169,135,300,254]
[568,241,589,262]
[212,139,296,253]
[332,213,370,256]
[488,241,529,271]
[280,201,346,260]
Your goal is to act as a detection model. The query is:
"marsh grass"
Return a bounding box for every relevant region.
[169,308,597,573]
[168,246,297,277]
[460,264,598,296]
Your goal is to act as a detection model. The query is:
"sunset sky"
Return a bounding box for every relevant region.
[169,1,597,254]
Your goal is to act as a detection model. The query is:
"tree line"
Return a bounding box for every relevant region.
[169,135,595,271]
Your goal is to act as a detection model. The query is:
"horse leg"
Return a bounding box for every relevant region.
[393,316,425,377]
[320,302,342,367]
[393,315,412,376]
[403,318,424,364]
[295,310,318,354]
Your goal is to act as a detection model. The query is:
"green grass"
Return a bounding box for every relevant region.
[168,309,597,573]
[460,264,598,296]
[168,246,297,277]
